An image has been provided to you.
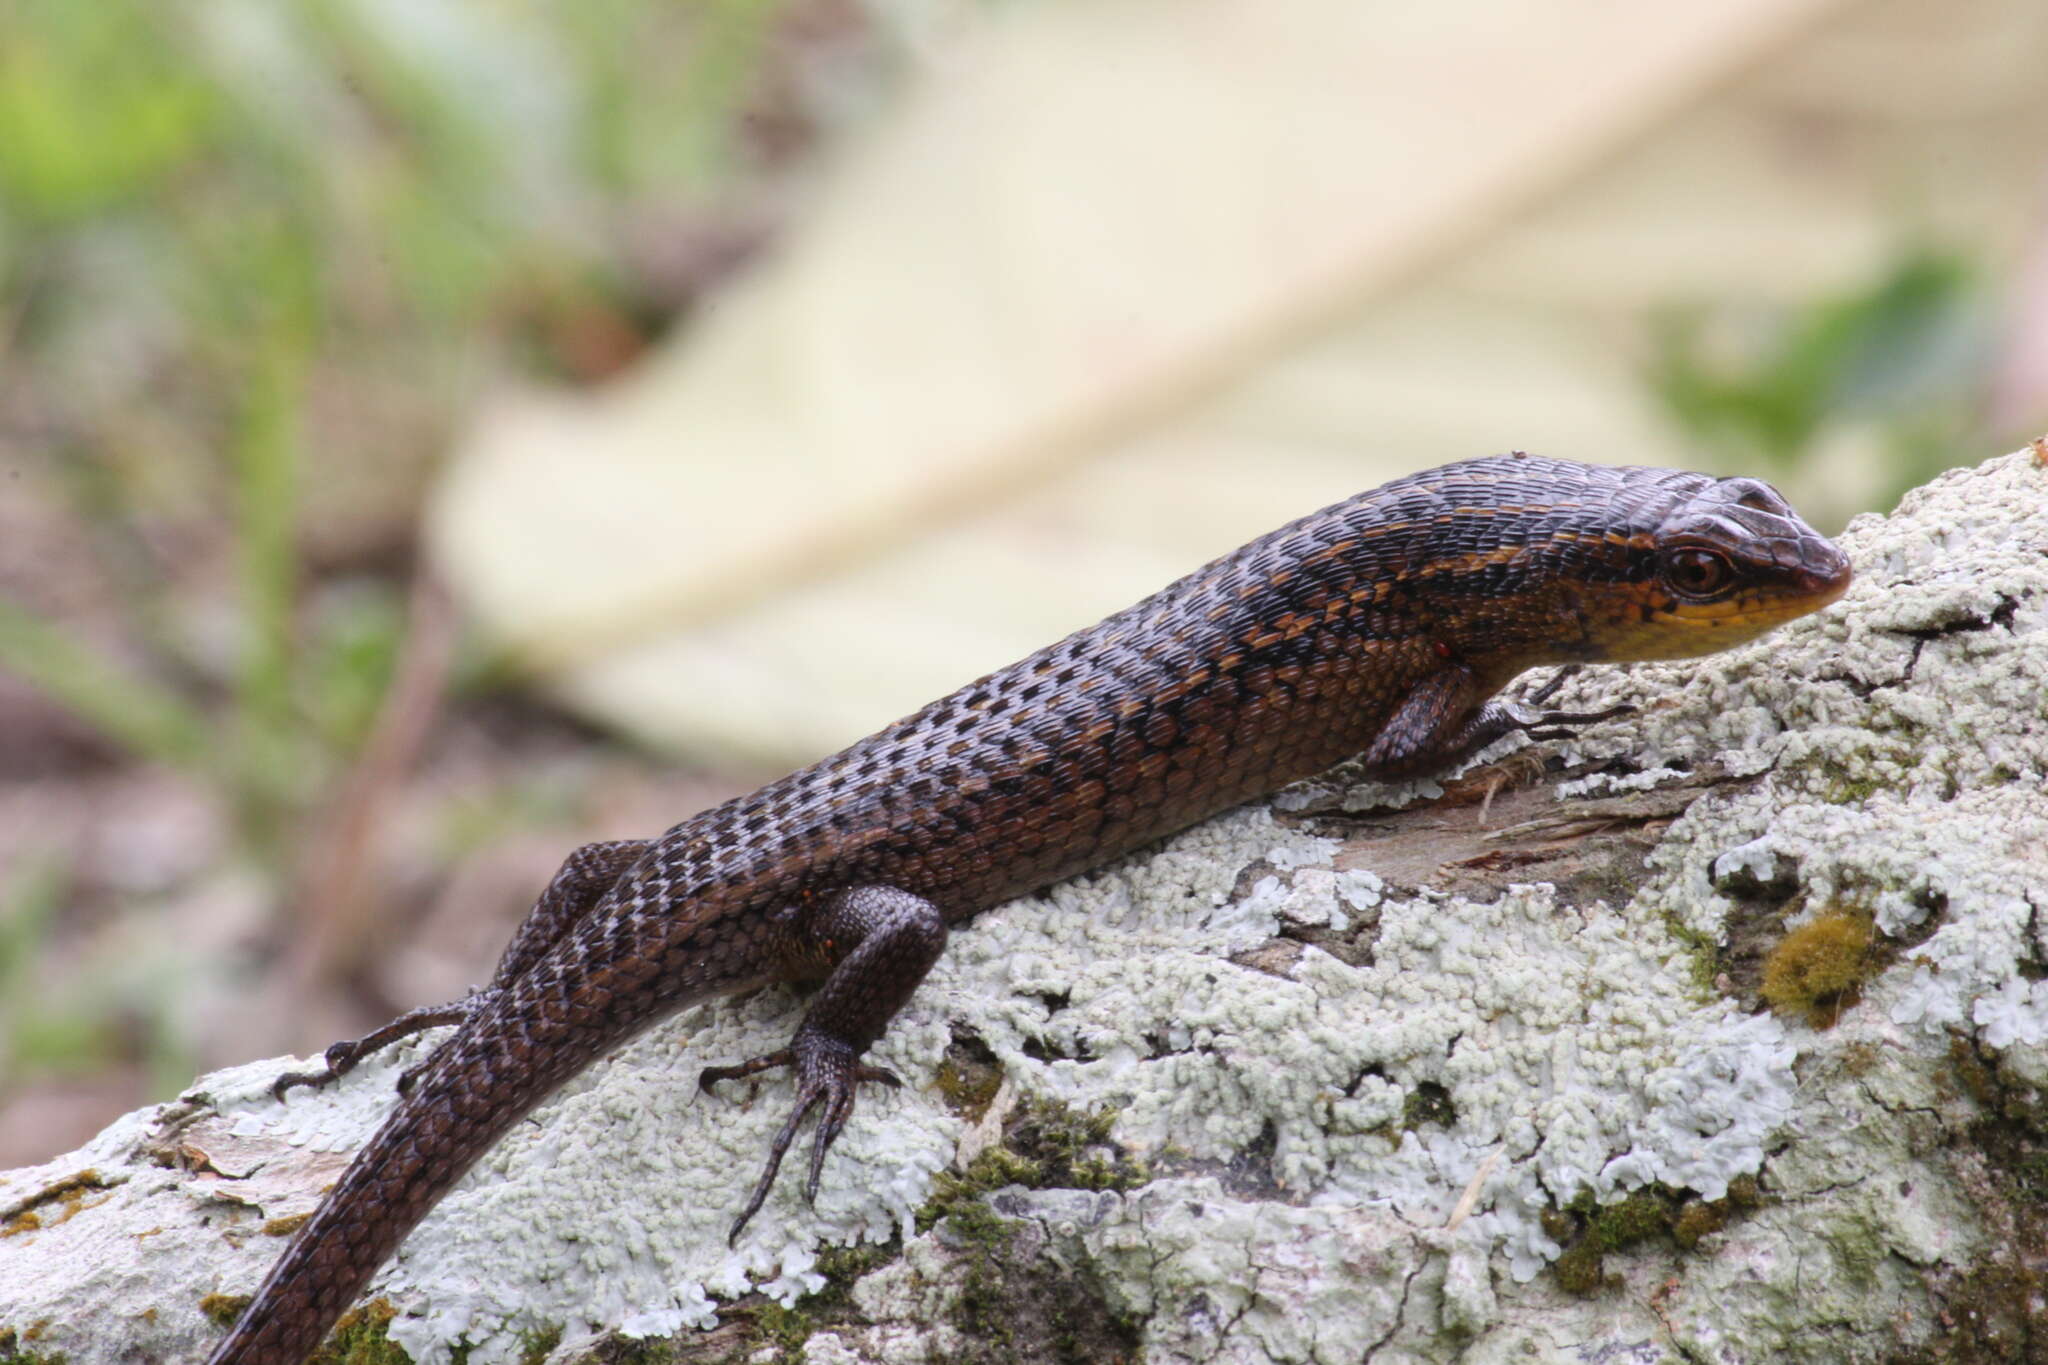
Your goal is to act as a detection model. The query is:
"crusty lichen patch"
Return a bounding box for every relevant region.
[1884,1037,2048,1363]
[0,1170,110,1239]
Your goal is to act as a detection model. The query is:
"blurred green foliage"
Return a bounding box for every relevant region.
[0,851,194,1095]
[0,5,220,223]
[1647,247,1994,513]
[0,856,92,1075]
[0,0,793,857]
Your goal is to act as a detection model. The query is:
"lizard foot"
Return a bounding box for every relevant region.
[1497,699,1635,745]
[270,993,483,1101]
[700,1026,901,1246]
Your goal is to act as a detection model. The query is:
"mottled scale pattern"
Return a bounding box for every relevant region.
[206,455,1851,1363]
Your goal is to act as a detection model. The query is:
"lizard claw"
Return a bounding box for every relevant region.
[1500,699,1635,743]
[271,1039,365,1102]
[699,1048,795,1092]
[702,1029,893,1246]
[268,994,482,1103]
[394,1057,437,1097]
[858,1063,904,1089]
[1523,663,1582,706]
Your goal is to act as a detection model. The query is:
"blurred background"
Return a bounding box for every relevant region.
[3,0,2047,1168]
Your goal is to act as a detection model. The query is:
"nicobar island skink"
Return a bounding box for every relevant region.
[206,454,1851,1363]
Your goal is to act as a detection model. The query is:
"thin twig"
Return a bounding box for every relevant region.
[279,571,459,1011]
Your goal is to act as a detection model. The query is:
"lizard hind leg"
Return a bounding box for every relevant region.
[271,837,652,1101]
[699,884,947,1245]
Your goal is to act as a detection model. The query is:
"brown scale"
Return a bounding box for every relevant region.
[206,454,1851,1364]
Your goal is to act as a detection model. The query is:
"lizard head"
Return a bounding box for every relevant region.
[1583,473,1853,660]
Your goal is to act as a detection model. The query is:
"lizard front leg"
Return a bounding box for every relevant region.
[700,884,948,1244]
[1358,665,1631,780]
[272,838,652,1099]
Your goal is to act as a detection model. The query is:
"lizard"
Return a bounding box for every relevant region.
[203,453,1852,1363]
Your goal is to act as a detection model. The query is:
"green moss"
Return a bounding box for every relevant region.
[2012,1149,2048,1201]
[1893,1037,2048,1361]
[1400,1082,1456,1131]
[263,1212,313,1237]
[1586,1194,1668,1253]
[948,1206,1024,1351]
[1948,1036,2001,1109]
[0,1170,108,1241]
[0,1326,66,1365]
[583,1337,679,1365]
[809,1240,897,1311]
[919,1149,1038,1236]
[198,1294,251,1328]
[1671,1200,1724,1249]
[1822,773,1889,806]
[1552,1239,1610,1294]
[1780,748,1904,808]
[1007,1097,1137,1190]
[1548,1179,1770,1296]
[308,1300,408,1365]
[748,1302,812,1359]
[722,1237,905,1364]
[917,1097,1144,1235]
[1912,1259,2048,1364]
[1661,914,1723,998]
[931,1033,1004,1122]
[898,1097,1149,1362]
[1770,747,1918,811]
[928,1196,1144,1364]
[516,1324,563,1365]
[1760,910,1873,1027]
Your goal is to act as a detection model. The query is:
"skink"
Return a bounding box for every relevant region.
[206,453,1851,1362]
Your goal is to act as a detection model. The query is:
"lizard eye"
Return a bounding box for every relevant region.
[1662,549,1734,599]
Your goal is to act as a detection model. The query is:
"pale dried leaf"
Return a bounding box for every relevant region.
[438,0,2047,764]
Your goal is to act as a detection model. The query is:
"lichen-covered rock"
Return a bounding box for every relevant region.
[3,446,2044,1364]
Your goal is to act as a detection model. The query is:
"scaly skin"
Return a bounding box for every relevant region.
[205,454,1850,1363]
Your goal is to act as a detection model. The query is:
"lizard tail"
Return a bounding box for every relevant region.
[203,1009,608,1365]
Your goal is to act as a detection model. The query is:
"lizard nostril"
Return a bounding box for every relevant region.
[1795,542,1853,595]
